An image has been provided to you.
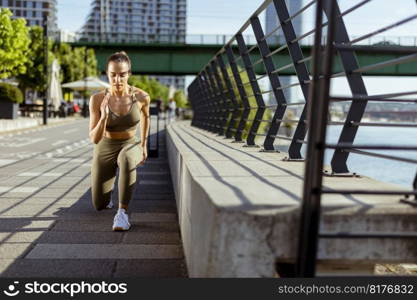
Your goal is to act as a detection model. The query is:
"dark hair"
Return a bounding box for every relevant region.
[106,51,131,74]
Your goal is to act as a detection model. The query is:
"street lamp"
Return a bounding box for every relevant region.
[42,14,49,125]
[83,47,88,118]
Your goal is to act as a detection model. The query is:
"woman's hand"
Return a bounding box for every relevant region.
[137,145,148,166]
[100,93,110,120]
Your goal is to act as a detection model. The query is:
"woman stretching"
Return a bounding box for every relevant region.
[89,51,150,231]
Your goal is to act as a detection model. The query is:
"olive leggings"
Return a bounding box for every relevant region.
[91,136,143,210]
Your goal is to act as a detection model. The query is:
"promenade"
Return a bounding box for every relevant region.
[0,118,187,278]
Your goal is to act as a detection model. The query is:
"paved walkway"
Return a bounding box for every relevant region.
[0,119,187,278]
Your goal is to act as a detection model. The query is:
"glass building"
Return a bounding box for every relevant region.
[81,0,187,90]
[0,0,58,33]
[265,0,303,104]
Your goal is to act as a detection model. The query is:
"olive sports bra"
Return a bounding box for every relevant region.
[105,86,140,132]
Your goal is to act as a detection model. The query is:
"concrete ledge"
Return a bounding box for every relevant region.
[167,121,417,277]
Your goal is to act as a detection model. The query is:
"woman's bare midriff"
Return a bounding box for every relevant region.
[104,129,136,140]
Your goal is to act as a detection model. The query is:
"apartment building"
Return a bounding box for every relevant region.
[81,0,187,89]
[1,0,58,32]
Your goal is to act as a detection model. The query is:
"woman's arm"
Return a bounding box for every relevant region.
[89,94,109,144]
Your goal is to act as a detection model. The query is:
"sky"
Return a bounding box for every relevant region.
[56,0,417,92]
[57,0,265,34]
[57,0,417,36]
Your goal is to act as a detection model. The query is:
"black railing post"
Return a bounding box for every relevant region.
[211,59,230,136]
[273,0,314,159]
[192,76,204,128]
[217,54,240,139]
[322,1,369,174]
[296,0,337,277]
[250,16,287,151]
[197,74,207,129]
[236,33,266,146]
[201,70,217,133]
[206,62,225,135]
[197,74,209,130]
[225,44,250,142]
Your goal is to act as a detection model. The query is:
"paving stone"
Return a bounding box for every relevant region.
[138,175,171,181]
[17,172,63,177]
[139,180,171,185]
[0,186,39,193]
[129,200,177,206]
[113,259,187,278]
[0,231,44,243]
[0,259,115,278]
[129,205,178,213]
[121,232,181,245]
[51,220,179,233]
[26,244,184,259]
[133,193,175,201]
[0,243,35,259]
[0,204,69,217]
[0,218,55,231]
[37,231,124,244]
[130,213,177,223]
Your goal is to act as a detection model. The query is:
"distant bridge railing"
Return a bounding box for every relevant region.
[59,32,417,46]
[186,0,417,277]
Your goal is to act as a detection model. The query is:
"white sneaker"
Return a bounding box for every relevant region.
[112,209,131,231]
[106,199,114,209]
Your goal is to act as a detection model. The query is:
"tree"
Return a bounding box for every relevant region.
[0,8,30,79]
[16,26,55,94]
[53,44,98,83]
[53,43,74,83]
[71,47,98,80]
[217,65,272,141]
[128,75,169,102]
[173,90,188,108]
[0,83,23,104]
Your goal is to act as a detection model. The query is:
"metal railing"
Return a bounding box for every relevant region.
[187,0,417,277]
[57,31,417,46]
[298,0,417,277]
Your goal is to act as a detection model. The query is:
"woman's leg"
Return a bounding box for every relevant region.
[91,143,118,211]
[116,142,142,210]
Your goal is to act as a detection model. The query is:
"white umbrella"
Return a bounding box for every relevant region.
[48,59,63,111]
[61,76,110,91]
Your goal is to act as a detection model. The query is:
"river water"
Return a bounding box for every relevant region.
[275,125,416,187]
[323,125,416,187]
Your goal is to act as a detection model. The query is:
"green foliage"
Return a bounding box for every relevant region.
[0,8,99,99]
[128,75,169,102]
[0,8,30,79]
[53,44,98,83]
[283,109,295,129]
[219,66,272,142]
[0,83,24,104]
[16,26,55,92]
[53,43,73,83]
[16,27,98,94]
[173,90,188,108]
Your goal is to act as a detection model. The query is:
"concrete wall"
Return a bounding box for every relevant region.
[166,121,417,277]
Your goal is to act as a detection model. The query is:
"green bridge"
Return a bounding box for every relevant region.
[69,41,417,76]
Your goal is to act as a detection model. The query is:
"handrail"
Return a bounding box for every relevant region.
[186,0,417,278]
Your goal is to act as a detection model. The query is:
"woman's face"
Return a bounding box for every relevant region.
[107,61,130,92]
